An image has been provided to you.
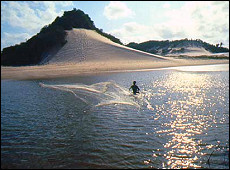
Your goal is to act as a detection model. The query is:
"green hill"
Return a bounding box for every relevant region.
[126,39,229,56]
[1,9,122,66]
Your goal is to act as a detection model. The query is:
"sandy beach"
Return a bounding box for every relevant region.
[1,29,229,80]
[1,59,228,80]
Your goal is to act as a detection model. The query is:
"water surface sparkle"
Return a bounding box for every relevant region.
[144,67,229,168]
[1,64,229,169]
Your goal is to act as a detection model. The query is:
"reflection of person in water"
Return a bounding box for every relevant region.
[129,81,140,95]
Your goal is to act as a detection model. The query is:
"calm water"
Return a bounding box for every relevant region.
[1,64,229,169]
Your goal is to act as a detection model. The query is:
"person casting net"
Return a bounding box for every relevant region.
[129,81,140,95]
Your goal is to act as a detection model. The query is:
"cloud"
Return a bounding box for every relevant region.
[1,2,41,31]
[103,1,135,20]
[1,32,31,50]
[110,1,229,47]
[1,1,74,32]
[109,22,161,44]
[163,3,171,9]
[1,1,74,49]
[164,1,229,47]
[55,1,74,7]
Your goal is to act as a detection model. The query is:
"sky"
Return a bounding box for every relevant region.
[1,1,229,51]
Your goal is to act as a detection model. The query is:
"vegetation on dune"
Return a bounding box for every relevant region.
[1,9,122,66]
[126,38,229,56]
[1,26,67,66]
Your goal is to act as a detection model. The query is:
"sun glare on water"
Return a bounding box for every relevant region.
[172,64,229,72]
[149,70,227,169]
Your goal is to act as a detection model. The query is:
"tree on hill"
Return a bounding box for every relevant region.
[220,42,223,47]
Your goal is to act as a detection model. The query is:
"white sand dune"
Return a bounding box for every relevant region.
[166,47,212,56]
[46,28,168,64]
[166,47,229,57]
[1,28,229,80]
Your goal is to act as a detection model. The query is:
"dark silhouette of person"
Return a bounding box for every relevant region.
[129,81,140,95]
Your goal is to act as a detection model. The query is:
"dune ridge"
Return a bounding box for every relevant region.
[45,29,168,64]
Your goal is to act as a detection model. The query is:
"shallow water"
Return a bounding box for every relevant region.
[1,64,229,169]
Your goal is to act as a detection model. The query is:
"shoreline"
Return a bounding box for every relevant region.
[1,59,229,80]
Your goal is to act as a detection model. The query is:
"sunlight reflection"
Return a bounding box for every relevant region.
[154,72,214,168]
[172,64,229,72]
[142,67,228,168]
[163,72,212,93]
